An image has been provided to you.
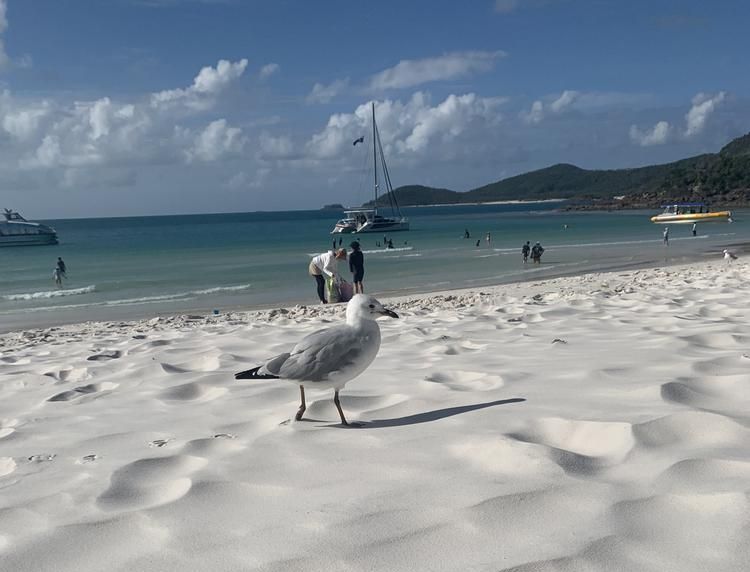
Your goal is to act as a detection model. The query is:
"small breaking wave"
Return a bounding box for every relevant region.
[308,246,414,256]
[362,246,414,254]
[0,284,252,312]
[105,284,252,306]
[3,285,96,301]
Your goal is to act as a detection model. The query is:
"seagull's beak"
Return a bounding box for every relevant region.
[380,308,399,319]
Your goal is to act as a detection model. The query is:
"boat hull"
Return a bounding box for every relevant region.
[650,211,732,224]
[354,220,410,233]
[332,224,357,234]
[0,234,58,247]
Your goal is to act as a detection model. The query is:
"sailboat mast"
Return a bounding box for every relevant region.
[372,102,378,212]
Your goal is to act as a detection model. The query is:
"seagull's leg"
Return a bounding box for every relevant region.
[295,386,306,421]
[333,390,349,426]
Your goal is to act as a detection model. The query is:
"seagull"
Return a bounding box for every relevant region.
[235,294,399,426]
[723,249,738,263]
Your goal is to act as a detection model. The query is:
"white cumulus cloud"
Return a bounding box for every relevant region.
[521,100,544,124]
[306,78,350,104]
[0,93,50,141]
[685,91,725,137]
[259,63,280,80]
[629,121,671,146]
[8,57,252,174]
[521,90,579,124]
[549,90,579,113]
[306,92,506,160]
[258,132,294,159]
[184,119,246,162]
[367,51,506,91]
[0,0,9,68]
[151,58,248,110]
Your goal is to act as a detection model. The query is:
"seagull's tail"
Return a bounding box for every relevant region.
[235,366,279,380]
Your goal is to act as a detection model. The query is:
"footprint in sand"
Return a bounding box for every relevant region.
[129,339,173,354]
[44,367,90,383]
[27,454,56,463]
[0,457,17,477]
[656,457,750,493]
[632,411,749,449]
[691,356,748,376]
[76,454,99,464]
[424,370,504,392]
[182,435,243,456]
[47,382,119,402]
[87,350,123,361]
[509,417,635,474]
[0,419,18,440]
[97,454,207,511]
[427,340,487,356]
[0,356,31,365]
[148,439,172,448]
[158,382,227,403]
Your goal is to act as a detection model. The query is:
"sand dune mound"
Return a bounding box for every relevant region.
[633,411,749,448]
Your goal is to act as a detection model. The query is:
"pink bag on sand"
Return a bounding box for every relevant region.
[338,280,353,303]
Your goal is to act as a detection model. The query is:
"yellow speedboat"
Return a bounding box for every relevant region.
[650,203,732,224]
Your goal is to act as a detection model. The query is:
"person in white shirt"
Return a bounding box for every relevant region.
[309,248,347,303]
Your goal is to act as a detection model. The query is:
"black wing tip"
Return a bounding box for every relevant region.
[235,366,279,380]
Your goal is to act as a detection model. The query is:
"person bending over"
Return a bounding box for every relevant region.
[309,248,347,304]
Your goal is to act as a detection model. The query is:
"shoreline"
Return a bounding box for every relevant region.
[0,254,735,350]
[2,222,746,339]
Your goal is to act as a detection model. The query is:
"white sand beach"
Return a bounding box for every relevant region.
[2,260,750,571]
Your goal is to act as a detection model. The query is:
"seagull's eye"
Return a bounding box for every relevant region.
[368,304,375,309]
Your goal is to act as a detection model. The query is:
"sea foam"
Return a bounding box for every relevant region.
[3,285,97,301]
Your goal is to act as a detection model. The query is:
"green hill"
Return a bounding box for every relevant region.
[363,131,750,209]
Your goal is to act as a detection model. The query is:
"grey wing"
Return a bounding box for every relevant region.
[259,352,291,376]
[276,325,369,382]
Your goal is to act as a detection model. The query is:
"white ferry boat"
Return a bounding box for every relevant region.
[0,209,58,246]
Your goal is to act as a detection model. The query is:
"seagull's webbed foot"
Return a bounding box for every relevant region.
[295,386,306,421]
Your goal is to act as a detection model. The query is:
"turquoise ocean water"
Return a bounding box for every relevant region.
[1,203,748,333]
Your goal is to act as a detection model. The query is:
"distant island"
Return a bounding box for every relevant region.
[349,131,750,210]
[320,203,345,211]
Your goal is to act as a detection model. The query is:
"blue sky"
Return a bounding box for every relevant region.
[2,0,749,217]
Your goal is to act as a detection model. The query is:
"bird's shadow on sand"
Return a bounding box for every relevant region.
[323,398,526,429]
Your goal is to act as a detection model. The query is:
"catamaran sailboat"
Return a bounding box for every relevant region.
[331,103,409,234]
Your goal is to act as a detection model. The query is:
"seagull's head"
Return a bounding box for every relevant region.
[346,294,399,324]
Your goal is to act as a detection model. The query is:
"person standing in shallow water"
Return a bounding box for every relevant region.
[56,257,67,278]
[531,242,544,264]
[349,241,365,294]
[663,227,669,245]
[692,223,697,237]
[521,241,530,264]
